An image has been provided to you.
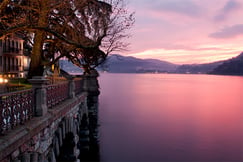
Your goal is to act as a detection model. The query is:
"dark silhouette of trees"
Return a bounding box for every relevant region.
[209,53,243,75]
[0,0,134,77]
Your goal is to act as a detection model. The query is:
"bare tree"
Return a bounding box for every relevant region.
[101,0,135,54]
[0,0,134,77]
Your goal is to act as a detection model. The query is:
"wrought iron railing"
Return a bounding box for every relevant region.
[46,82,69,108]
[0,89,33,134]
[0,76,85,134]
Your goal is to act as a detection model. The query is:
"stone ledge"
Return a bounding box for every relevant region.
[0,92,87,161]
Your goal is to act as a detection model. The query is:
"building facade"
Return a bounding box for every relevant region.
[0,35,30,78]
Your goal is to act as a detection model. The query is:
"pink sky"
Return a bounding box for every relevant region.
[123,0,243,64]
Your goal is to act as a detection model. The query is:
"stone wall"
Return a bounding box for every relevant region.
[0,93,88,162]
[0,69,100,162]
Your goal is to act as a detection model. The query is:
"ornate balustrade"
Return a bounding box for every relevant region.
[46,82,69,108]
[0,70,101,162]
[0,76,86,134]
[0,89,33,134]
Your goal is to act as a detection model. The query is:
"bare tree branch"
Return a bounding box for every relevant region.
[0,0,134,76]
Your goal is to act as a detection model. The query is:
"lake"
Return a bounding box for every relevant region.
[98,73,243,162]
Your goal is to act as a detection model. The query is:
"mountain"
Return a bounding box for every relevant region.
[58,52,243,75]
[174,61,224,74]
[99,54,223,74]
[59,59,83,74]
[99,54,178,73]
[209,52,243,75]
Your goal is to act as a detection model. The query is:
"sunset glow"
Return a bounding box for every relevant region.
[124,0,243,64]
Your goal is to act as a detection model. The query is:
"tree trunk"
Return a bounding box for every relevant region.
[27,0,49,78]
[28,31,45,78]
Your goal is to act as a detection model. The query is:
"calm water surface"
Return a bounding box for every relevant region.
[98,74,243,162]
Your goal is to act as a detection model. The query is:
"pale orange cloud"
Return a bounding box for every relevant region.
[123,0,243,64]
[127,42,243,64]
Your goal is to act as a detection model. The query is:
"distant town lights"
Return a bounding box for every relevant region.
[0,78,8,84]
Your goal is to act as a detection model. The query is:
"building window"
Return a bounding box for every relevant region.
[8,39,10,52]
[0,40,2,47]
[3,40,6,52]
[16,42,18,51]
[12,57,14,70]
[16,58,18,70]
[12,40,15,52]
[8,57,10,71]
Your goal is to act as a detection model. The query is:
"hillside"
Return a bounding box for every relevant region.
[209,52,243,75]
[175,61,224,74]
[59,60,83,74]
[99,54,178,73]
[58,53,243,75]
[99,54,225,74]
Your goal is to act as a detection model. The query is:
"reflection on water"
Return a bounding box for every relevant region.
[98,74,243,162]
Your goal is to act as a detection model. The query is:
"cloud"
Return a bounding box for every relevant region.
[214,0,241,21]
[148,0,202,18]
[127,46,242,64]
[223,0,240,12]
[209,24,243,38]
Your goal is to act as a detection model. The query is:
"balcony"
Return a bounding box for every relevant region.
[2,48,23,55]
